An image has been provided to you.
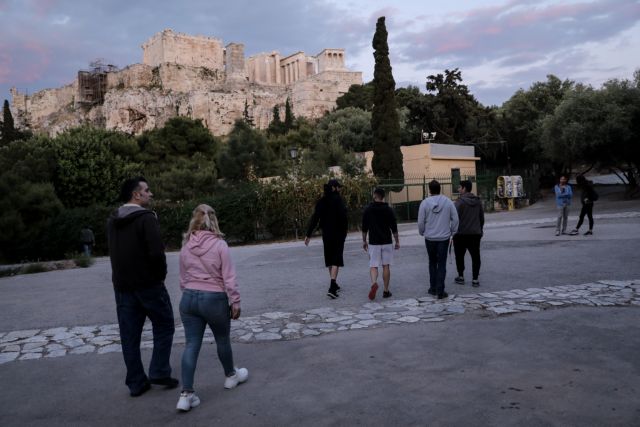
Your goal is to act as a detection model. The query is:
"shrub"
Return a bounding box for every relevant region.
[72,253,95,268]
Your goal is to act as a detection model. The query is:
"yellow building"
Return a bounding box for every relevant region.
[360,143,481,202]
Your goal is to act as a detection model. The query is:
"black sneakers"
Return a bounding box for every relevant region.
[382,290,392,298]
[454,276,465,285]
[427,288,436,296]
[327,282,339,299]
[150,377,179,388]
[437,292,449,300]
[130,381,151,397]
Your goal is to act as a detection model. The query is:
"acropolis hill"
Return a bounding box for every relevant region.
[10,29,363,136]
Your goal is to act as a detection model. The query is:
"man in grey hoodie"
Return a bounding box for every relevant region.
[418,180,459,299]
[453,180,484,287]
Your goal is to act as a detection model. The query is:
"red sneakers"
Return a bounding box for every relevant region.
[368,283,379,300]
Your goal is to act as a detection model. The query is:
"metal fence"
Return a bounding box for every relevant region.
[375,170,540,221]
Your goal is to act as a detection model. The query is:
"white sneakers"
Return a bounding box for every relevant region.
[176,391,200,412]
[177,368,249,412]
[224,367,249,389]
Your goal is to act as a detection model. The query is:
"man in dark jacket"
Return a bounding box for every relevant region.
[107,177,177,397]
[362,188,399,300]
[453,180,484,287]
[304,179,348,299]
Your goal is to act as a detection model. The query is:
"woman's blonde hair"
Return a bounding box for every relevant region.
[182,204,224,245]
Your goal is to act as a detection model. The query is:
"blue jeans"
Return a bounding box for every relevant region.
[425,239,450,295]
[180,290,235,391]
[114,286,175,393]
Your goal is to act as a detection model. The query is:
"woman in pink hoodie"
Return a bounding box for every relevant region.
[176,204,248,412]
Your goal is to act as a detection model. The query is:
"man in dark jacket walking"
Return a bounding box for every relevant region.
[453,180,484,287]
[362,188,399,300]
[107,177,178,397]
[305,179,348,299]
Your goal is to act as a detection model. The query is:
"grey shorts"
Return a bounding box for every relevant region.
[368,244,393,268]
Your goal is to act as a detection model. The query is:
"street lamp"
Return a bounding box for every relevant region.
[288,146,299,160]
[421,130,436,143]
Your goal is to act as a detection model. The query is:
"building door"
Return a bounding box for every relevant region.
[451,168,461,195]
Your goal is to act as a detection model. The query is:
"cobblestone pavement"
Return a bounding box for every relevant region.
[1,279,637,364]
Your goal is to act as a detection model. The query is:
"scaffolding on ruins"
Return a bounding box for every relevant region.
[77,59,119,105]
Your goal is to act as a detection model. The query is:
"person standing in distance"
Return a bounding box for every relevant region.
[305,179,348,299]
[569,175,598,236]
[107,177,178,397]
[554,175,573,236]
[453,180,484,287]
[418,180,459,300]
[362,188,400,300]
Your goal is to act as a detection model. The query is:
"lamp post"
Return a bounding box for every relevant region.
[421,130,436,143]
[288,146,300,240]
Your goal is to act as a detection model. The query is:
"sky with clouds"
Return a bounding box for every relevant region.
[1,0,639,107]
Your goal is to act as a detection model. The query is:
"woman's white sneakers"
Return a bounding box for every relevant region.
[176,368,248,412]
[224,368,249,389]
[176,391,201,412]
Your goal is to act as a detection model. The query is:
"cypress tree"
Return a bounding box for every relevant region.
[243,99,254,127]
[1,99,17,146]
[284,97,295,130]
[371,17,403,181]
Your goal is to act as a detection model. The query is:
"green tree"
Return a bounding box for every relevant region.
[218,120,276,180]
[1,99,17,146]
[136,116,219,198]
[268,104,285,135]
[284,97,295,131]
[137,116,218,169]
[50,127,141,208]
[314,107,373,152]
[336,82,374,111]
[243,99,254,127]
[498,75,574,170]
[371,16,403,180]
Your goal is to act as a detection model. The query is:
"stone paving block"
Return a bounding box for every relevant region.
[2,329,40,342]
[45,350,67,358]
[422,317,445,322]
[0,352,20,364]
[70,345,96,355]
[1,344,21,353]
[19,353,42,360]
[255,332,282,341]
[397,316,420,323]
[261,312,292,320]
[42,327,68,336]
[23,342,46,351]
[97,344,121,354]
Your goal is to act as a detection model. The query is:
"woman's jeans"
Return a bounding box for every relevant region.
[179,289,235,391]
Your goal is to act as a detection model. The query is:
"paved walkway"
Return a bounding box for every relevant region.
[2,279,638,363]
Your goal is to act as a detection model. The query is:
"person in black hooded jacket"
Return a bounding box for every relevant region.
[304,179,348,299]
[453,180,484,287]
[107,177,177,397]
[569,175,597,236]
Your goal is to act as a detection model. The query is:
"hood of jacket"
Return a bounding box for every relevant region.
[458,192,481,207]
[109,205,153,228]
[184,230,223,257]
[425,194,449,213]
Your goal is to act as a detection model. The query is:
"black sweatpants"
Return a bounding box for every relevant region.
[453,234,482,280]
[576,203,594,230]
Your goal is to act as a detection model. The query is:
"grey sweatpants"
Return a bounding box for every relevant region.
[556,205,570,233]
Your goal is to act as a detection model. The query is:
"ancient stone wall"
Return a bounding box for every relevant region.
[142,29,224,71]
[10,30,363,137]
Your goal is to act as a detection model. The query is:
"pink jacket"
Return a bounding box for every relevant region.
[179,231,240,304]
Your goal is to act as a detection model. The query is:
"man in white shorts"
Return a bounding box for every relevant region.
[362,188,400,300]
